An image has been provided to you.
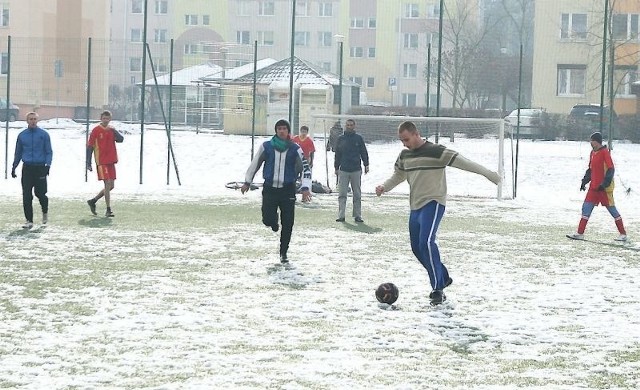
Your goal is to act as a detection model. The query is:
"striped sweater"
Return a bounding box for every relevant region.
[382,142,501,209]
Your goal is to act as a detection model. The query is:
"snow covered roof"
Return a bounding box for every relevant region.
[230,56,358,87]
[143,58,278,86]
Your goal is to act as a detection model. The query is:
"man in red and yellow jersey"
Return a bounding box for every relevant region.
[86,110,124,217]
[568,132,627,241]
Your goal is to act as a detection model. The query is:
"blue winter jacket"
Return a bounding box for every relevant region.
[12,127,53,169]
[334,131,369,172]
[244,139,312,190]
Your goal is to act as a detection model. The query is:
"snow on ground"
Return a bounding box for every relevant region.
[1,120,639,388]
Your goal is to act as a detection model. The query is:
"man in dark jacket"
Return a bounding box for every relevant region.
[12,112,53,229]
[334,118,369,223]
[241,119,312,263]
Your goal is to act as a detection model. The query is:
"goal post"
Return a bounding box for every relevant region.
[310,114,510,200]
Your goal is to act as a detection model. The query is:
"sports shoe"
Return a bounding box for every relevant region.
[271,224,279,232]
[280,253,288,264]
[22,221,33,229]
[336,217,345,222]
[105,209,115,217]
[42,213,48,225]
[429,290,446,306]
[87,199,97,216]
[567,233,584,240]
[615,234,628,242]
[354,217,364,223]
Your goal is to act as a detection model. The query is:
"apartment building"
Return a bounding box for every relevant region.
[532,0,640,116]
[0,0,110,118]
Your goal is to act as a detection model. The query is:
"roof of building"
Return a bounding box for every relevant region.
[143,58,277,86]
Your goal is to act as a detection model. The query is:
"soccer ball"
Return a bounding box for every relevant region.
[375,282,399,304]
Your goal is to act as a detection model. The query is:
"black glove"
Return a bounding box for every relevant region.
[580,183,586,191]
[44,165,50,176]
[597,184,605,191]
[86,163,92,172]
[11,168,16,178]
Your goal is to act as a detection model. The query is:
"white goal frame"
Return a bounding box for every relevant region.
[311,114,507,200]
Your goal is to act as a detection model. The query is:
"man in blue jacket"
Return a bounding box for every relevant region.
[241,119,312,263]
[334,118,369,223]
[12,112,53,229]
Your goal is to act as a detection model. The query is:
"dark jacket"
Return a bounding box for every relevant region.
[334,131,369,172]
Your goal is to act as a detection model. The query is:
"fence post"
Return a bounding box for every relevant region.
[3,35,10,179]
[85,37,92,182]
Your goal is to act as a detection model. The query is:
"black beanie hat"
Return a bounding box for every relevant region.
[274,119,291,134]
[590,131,603,144]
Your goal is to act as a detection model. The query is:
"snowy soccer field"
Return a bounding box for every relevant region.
[1,121,639,388]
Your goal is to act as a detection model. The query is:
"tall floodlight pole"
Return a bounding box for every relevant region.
[139,0,149,184]
[599,0,609,145]
[334,34,345,114]
[288,0,296,129]
[435,0,444,143]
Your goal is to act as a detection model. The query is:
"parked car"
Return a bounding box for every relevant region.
[504,108,549,137]
[0,98,19,122]
[568,104,617,125]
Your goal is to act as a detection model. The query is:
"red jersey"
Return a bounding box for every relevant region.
[588,146,614,191]
[292,135,315,159]
[88,125,119,165]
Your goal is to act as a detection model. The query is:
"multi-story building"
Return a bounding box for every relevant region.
[0,0,110,118]
[532,0,640,116]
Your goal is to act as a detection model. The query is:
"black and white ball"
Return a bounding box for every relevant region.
[375,283,399,304]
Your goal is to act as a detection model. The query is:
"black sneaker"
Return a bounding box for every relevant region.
[336,218,345,222]
[280,253,288,264]
[87,199,97,216]
[271,224,279,232]
[429,290,446,306]
[354,217,364,223]
[105,209,115,217]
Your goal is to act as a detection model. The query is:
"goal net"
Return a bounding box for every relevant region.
[310,114,512,200]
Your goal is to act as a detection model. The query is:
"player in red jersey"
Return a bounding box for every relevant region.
[86,111,124,217]
[568,132,627,241]
[292,125,316,169]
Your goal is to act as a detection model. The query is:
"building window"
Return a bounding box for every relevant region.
[257,31,274,46]
[156,58,168,72]
[0,3,8,27]
[296,1,309,16]
[427,4,440,19]
[402,93,417,107]
[259,1,275,16]
[557,65,586,96]
[203,15,210,25]
[350,76,363,86]
[350,47,364,57]
[154,0,167,14]
[237,31,251,45]
[614,66,638,96]
[612,14,639,40]
[154,29,167,43]
[130,57,142,72]
[403,63,418,78]
[368,18,376,29]
[185,14,198,25]
[132,0,142,14]
[561,13,587,40]
[319,32,332,47]
[366,77,375,88]
[237,0,251,16]
[320,62,331,71]
[319,2,332,17]
[404,3,419,18]
[295,31,310,46]
[427,32,440,46]
[404,33,418,49]
[351,18,364,28]
[367,47,376,58]
[1,52,7,74]
[130,29,142,43]
[184,44,198,54]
